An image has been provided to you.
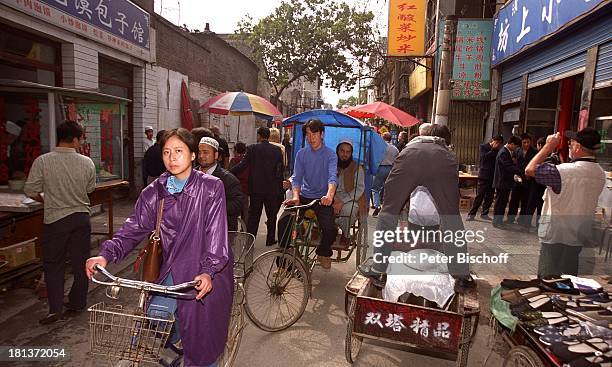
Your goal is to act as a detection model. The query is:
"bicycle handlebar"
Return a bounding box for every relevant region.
[283,199,319,211]
[92,264,199,297]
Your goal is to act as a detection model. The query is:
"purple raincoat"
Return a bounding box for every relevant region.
[99,170,233,366]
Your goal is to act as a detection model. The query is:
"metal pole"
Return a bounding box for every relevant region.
[434,15,457,126]
[430,0,441,123]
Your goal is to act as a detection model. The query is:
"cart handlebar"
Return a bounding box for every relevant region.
[284,199,319,211]
[92,264,199,297]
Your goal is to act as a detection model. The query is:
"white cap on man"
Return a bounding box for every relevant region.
[5,121,21,137]
[145,125,154,132]
[199,137,219,151]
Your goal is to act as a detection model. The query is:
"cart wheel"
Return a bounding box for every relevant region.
[503,346,545,367]
[456,314,473,367]
[344,298,362,364]
[354,216,368,268]
[244,250,309,332]
[218,283,245,367]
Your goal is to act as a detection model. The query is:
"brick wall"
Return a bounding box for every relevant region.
[154,15,259,93]
[61,43,98,90]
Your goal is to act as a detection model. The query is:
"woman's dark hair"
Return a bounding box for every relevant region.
[302,119,325,135]
[492,135,504,143]
[159,128,197,153]
[57,121,84,143]
[191,127,214,143]
[235,141,246,154]
[423,124,452,146]
[537,137,546,147]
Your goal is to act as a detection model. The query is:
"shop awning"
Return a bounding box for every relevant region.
[0,79,132,103]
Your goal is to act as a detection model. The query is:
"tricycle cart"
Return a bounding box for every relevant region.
[344,272,480,366]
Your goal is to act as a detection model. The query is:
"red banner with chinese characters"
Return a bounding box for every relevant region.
[387,0,426,57]
[353,296,463,353]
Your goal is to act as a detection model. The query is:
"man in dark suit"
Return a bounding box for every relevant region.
[467,135,504,221]
[492,135,522,228]
[197,137,243,231]
[231,127,284,246]
[507,133,538,227]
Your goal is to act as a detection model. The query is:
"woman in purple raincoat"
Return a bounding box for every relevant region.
[86,128,233,367]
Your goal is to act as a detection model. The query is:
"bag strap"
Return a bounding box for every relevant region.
[153,198,165,240]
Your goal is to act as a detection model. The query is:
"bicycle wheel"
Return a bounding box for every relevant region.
[344,297,362,363]
[355,216,368,268]
[218,283,245,367]
[244,250,309,332]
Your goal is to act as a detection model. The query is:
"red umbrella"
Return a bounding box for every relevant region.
[343,101,420,127]
[180,80,194,130]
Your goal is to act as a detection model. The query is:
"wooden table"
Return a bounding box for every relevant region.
[89,180,129,239]
[458,172,479,183]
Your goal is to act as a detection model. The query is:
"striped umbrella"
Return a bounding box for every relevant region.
[200,91,282,121]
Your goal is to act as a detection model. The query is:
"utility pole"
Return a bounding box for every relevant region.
[433,15,457,126]
[430,0,441,123]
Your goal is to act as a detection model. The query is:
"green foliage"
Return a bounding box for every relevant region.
[236,0,380,105]
[336,95,359,109]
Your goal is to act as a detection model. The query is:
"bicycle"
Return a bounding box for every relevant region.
[88,264,198,367]
[88,230,254,367]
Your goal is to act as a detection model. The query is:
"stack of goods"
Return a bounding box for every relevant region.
[499,276,611,366]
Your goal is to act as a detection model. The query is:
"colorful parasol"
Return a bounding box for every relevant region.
[200,91,282,121]
[343,101,420,127]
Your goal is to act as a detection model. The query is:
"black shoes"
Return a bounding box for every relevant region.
[372,207,381,217]
[480,214,493,221]
[466,215,476,221]
[39,313,67,325]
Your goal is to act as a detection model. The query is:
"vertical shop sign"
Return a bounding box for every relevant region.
[451,20,493,101]
[387,0,427,57]
[23,99,42,175]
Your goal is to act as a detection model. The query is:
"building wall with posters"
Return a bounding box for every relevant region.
[492,0,611,170]
[0,0,156,189]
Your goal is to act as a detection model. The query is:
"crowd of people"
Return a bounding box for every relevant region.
[20,116,606,365]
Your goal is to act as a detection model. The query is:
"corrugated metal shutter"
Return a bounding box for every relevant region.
[499,12,611,89]
[595,41,612,88]
[501,77,522,104]
[448,101,488,165]
[528,52,587,88]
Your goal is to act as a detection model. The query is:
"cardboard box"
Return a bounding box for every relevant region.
[459,197,474,211]
[0,237,38,268]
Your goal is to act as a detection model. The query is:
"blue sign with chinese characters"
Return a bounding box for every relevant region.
[40,0,150,49]
[491,0,606,66]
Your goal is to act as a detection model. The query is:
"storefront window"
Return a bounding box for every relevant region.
[0,92,50,185]
[591,88,612,172]
[0,24,60,86]
[58,95,128,182]
[525,82,559,140]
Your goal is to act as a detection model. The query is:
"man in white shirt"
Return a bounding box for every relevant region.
[143,125,155,153]
[24,121,96,325]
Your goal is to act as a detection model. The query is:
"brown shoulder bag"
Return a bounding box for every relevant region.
[134,198,165,282]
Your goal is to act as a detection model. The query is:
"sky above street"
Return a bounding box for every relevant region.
[153,0,389,108]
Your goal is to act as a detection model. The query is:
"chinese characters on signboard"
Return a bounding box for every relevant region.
[387,0,426,57]
[1,0,151,61]
[491,0,605,66]
[452,20,493,101]
[354,298,462,353]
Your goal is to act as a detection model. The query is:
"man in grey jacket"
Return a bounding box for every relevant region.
[359,125,470,287]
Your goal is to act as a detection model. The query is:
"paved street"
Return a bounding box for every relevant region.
[1,198,609,366]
